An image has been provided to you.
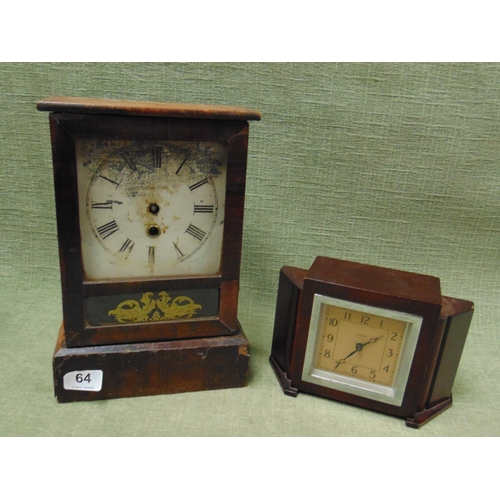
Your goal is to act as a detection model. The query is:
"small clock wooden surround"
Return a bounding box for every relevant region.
[270,257,474,428]
[37,96,261,402]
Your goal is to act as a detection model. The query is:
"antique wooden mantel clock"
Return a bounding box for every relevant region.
[37,96,261,402]
[270,257,474,428]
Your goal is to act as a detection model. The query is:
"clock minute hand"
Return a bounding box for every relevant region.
[334,335,384,370]
[365,335,383,346]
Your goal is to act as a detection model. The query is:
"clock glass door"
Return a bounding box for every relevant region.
[76,139,227,280]
[302,294,423,406]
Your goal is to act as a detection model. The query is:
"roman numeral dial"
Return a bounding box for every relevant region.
[119,238,135,253]
[91,201,113,210]
[194,204,214,214]
[189,178,209,191]
[78,139,227,280]
[96,220,119,239]
[185,224,206,241]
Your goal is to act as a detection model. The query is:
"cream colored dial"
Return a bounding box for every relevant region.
[76,139,227,280]
[303,295,423,406]
[313,304,407,387]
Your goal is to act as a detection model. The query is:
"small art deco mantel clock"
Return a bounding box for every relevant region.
[270,257,474,428]
[37,96,261,402]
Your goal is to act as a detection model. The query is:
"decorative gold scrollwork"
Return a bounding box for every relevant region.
[108,292,202,324]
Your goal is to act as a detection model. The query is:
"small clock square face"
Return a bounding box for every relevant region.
[302,294,423,406]
[76,139,227,280]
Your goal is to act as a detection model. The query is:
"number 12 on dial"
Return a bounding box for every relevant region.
[315,304,408,387]
[303,295,422,406]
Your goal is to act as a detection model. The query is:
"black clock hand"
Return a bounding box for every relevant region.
[334,336,383,370]
[334,345,362,369]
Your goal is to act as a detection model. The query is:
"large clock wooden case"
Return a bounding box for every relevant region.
[37,97,261,348]
[37,97,261,402]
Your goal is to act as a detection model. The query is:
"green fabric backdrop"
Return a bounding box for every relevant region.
[1,62,499,436]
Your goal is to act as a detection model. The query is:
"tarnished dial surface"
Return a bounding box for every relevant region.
[76,139,227,280]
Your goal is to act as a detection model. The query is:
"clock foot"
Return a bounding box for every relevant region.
[269,355,299,397]
[53,323,250,403]
[405,396,453,429]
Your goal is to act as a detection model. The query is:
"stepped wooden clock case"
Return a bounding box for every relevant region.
[270,257,474,428]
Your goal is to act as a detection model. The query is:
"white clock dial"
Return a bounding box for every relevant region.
[76,139,227,280]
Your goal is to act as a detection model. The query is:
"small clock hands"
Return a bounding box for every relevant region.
[333,336,383,370]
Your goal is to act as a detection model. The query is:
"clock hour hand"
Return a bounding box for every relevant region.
[334,336,383,370]
[334,345,362,369]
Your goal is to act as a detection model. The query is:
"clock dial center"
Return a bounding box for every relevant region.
[148,203,160,215]
[147,224,161,238]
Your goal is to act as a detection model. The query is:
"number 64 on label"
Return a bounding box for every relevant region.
[63,370,103,392]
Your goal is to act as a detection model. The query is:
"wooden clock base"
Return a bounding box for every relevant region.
[53,324,249,403]
[270,354,453,429]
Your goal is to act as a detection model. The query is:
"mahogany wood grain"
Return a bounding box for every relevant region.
[53,323,250,402]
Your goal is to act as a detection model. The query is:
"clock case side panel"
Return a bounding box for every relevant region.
[217,121,251,334]
[428,297,474,405]
[269,266,307,396]
[47,112,251,347]
[288,258,443,421]
[406,296,474,428]
[48,113,86,338]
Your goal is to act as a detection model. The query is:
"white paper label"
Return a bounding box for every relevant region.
[63,370,103,392]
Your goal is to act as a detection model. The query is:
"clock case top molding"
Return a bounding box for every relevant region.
[37,97,261,348]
